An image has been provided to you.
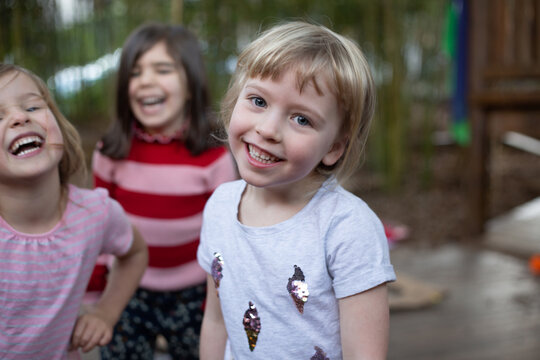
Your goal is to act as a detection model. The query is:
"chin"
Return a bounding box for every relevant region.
[238,172,268,188]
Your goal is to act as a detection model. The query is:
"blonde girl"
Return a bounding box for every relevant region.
[0,64,147,359]
[197,22,395,359]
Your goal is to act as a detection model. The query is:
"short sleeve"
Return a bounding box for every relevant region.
[197,191,217,274]
[196,181,240,274]
[101,197,133,256]
[325,200,395,299]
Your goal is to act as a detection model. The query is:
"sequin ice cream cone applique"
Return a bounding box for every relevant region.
[287,265,309,314]
[211,252,224,294]
[311,346,330,360]
[243,301,261,351]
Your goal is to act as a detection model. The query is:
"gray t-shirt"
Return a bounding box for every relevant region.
[197,179,395,359]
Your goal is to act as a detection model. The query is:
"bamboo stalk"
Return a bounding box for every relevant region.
[171,0,183,24]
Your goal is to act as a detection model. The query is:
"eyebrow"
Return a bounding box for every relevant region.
[0,92,45,110]
[133,61,176,68]
[243,83,267,94]
[19,92,45,101]
[152,62,175,67]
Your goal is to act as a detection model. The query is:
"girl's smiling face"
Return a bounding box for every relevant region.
[227,69,347,193]
[0,71,64,184]
[128,41,190,136]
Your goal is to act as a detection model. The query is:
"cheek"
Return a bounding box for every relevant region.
[227,115,248,160]
[173,75,189,97]
[46,112,64,146]
[160,73,187,102]
[177,67,191,96]
[227,121,241,150]
[227,107,243,139]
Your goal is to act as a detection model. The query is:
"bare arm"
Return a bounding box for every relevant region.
[339,284,390,360]
[71,226,148,352]
[200,274,228,359]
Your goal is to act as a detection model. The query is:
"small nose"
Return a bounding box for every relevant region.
[9,109,31,128]
[138,68,154,85]
[255,112,282,142]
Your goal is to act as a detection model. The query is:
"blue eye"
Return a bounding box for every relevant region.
[293,115,311,127]
[250,97,266,108]
[26,106,39,112]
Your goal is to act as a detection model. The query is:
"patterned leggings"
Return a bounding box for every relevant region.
[100,284,206,360]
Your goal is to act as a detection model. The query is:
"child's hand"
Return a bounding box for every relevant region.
[70,305,114,353]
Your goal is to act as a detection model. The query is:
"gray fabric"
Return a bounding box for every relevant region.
[198,179,395,359]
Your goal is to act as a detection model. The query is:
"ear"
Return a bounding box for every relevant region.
[322,135,348,167]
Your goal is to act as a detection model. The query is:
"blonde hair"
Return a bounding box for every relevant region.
[0,64,87,188]
[221,21,376,184]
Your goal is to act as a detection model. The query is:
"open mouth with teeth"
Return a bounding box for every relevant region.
[9,136,44,157]
[248,144,281,165]
[139,96,166,107]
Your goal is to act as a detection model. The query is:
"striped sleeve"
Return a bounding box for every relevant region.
[101,194,133,256]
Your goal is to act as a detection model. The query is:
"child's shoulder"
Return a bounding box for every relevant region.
[318,184,388,253]
[67,185,129,226]
[68,185,112,206]
[320,182,370,209]
[318,183,380,223]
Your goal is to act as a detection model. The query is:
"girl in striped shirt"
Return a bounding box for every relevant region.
[0,64,148,359]
[89,23,236,359]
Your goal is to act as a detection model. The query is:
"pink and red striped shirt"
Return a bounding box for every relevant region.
[91,135,236,291]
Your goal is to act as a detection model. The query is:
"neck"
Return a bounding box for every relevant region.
[238,175,326,227]
[0,173,65,234]
[254,172,326,203]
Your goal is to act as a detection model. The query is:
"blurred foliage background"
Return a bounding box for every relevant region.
[0,0,453,190]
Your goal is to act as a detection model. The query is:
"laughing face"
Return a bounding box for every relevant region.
[128,41,190,136]
[0,71,64,184]
[227,69,347,192]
